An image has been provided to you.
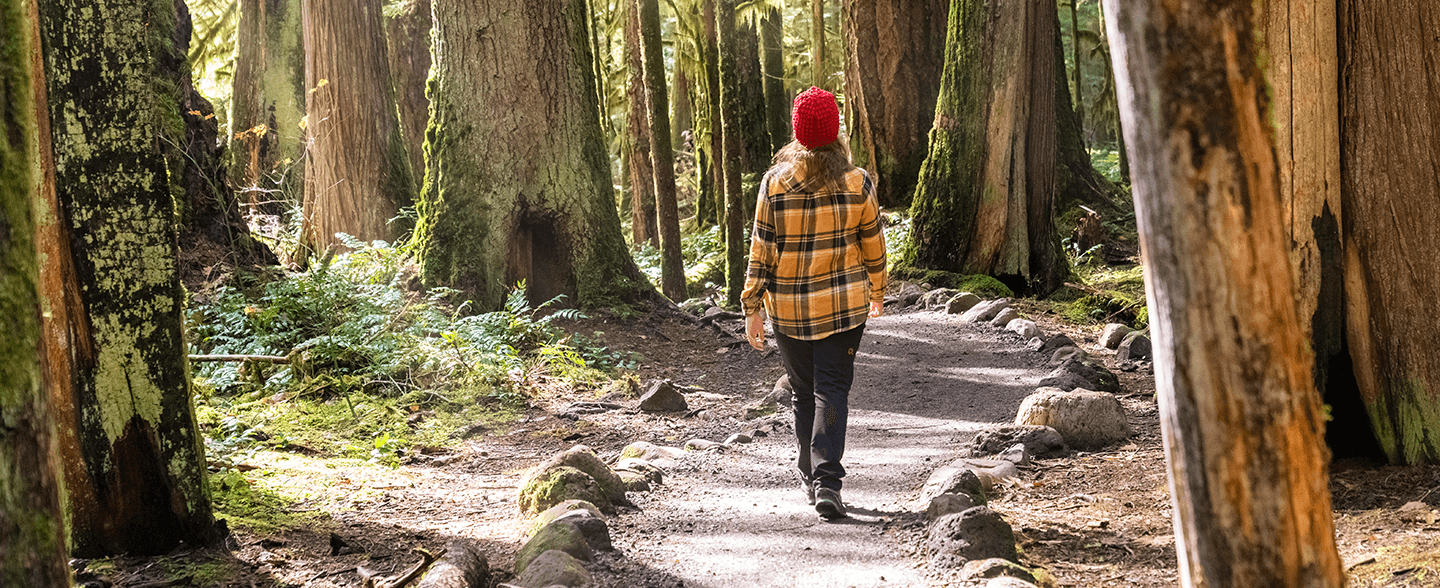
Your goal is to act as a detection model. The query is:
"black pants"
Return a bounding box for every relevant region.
[775,324,865,492]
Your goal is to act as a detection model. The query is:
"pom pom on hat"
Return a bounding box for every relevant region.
[792,87,840,149]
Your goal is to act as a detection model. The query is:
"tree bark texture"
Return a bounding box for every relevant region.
[417,0,651,309]
[229,0,306,207]
[1338,0,1440,465]
[697,0,724,228]
[385,0,432,196]
[842,0,948,208]
[302,0,415,251]
[812,0,827,89]
[671,63,693,151]
[638,0,686,301]
[1053,26,1124,219]
[900,0,1066,297]
[2,1,68,583]
[734,18,771,175]
[1104,1,1345,586]
[36,0,216,557]
[717,0,745,306]
[1258,0,1365,454]
[166,0,277,286]
[624,0,658,248]
[761,6,787,155]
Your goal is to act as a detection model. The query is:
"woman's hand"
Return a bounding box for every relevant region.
[745,312,766,350]
[869,300,884,318]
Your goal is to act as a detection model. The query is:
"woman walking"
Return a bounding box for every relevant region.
[742,87,887,520]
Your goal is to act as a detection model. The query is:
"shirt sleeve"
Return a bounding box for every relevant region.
[740,172,777,315]
[857,170,888,302]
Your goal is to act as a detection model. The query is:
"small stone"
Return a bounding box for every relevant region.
[514,521,593,576]
[527,500,604,539]
[989,308,1020,328]
[962,558,1037,583]
[1398,501,1436,523]
[771,374,794,409]
[637,380,689,413]
[614,458,664,483]
[684,439,725,451]
[1099,324,1132,349]
[1117,332,1153,361]
[1005,319,1041,340]
[509,550,592,588]
[921,464,986,504]
[897,282,925,307]
[985,577,1041,588]
[1040,357,1120,393]
[961,299,1012,323]
[1015,387,1131,450]
[968,425,1067,458]
[922,288,960,309]
[946,292,982,314]
[997,443,1029,466]
[725,433,753,444]
[1037,334,1078,353]
[743,396,778,419]
[1025,337,1045,352]
[618,442,686,467]
[1049,346,1087,365]
[928,507,1018,569]
[928,492,977,520]
[616,470,651,492]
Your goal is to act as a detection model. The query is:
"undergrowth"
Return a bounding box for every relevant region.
[188,237,636,464]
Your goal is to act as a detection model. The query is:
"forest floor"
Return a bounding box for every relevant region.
[90,301,1440,588]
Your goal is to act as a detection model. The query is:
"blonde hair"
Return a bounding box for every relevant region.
[772,135,855,191]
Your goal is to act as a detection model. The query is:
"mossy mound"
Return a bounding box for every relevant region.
[517,445,628,514]
[888,267,1014,298]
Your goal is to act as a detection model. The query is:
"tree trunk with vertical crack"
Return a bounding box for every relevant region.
[416,0,653,310]
[639,0,686,301]
[898,0,1066,297]
[843,0,948,208]
[1105,0,1345,585]
[302,0,415,252]
[696,0,724,228]
[625,0,658,248]
[2,1,68,583]
[229,0,306,210]
[717,0,745,306]
[35,0,217,557]
[761,6,787,154]
[385,0,432,196]
[1338,0,1440,465]
[811,0,826,89]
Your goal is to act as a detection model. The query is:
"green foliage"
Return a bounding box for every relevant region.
[1052,254,1148,328]
[634,224,727,300]
[187,0,239,123]
[209,469,320,534]
[1088,147,1127,185]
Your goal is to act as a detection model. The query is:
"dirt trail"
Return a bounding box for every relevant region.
[587,310,1055,587]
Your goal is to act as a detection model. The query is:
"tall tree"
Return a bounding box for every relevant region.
[385,0,433,196]
[1105,0,1345,585]
[639,0,687,301]
[624,0,659,247]
[36,0,216,556]
[1053,26,1124,219]
[897,0,1067,296]
[811,0,826,89]
[696,0,724,227]
[1067,0,1082,125]
[301,0,415,252]
[229,0,306,207]
[1338,0,1440,464]
[734,15,773,174]
[716,0,746,306]
[760,5,787,154]
[843,0,948,208]
[1,0,67,582]
[415,0,653,309]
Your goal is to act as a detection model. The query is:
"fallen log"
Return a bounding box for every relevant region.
[416,540,489,588]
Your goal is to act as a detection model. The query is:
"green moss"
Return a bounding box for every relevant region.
[890,267,1013,298]
[209,470,322,534]
[1366,378,1440,465]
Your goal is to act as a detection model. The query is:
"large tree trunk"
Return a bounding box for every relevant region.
[843,0,948,208]
[2,1,68,583]
[416,0,653,310]
[811,0,826,89]
[1338,0,1440,465]
[695,0,724,228]
[1053,26,1124,219]
[229,0,305,210]
[761,6,787,155]
[898,0,1066,297]
[166,0,277,286]
[385,0,432,196]
[638,0,686,301]
[301,0,415,252]
[624,0,658,248]
[672,64,693,152]
[1105,0,1345,585]
[36,0,216,556]
[734,19,771,175]
[716,0,745,307]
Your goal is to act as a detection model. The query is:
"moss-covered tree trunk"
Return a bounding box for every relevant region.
[811,0,827,89]
[761,6,787,154]
[2,1,68,583]
[899,0,1067,297]
[639,0,686,301]
[1105,0,1345,585]
[624,0,658,248]
[384,0,432,196]
[36,0,216,557]
[696,0,724,229]
[716,0,745,306]
[671,65,692,152]
[229,0,305,208]
[734,19,771,175]
[416,0,652,309]
[843,0,948,208]
[1053,26,1124,219]
[1339,0,1440,465]
[301,0,414,252]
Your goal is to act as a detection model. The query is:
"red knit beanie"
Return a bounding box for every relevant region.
[792,87,840,149]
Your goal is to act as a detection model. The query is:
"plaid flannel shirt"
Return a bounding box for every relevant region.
[741,165,887,340]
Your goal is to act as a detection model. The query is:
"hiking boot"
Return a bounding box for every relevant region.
[815,488,846,520]
[803,480,816,505]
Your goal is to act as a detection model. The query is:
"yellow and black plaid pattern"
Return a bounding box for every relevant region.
[741,166,887,340]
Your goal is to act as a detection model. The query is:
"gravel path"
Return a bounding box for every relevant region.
[590,310,1055,587]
